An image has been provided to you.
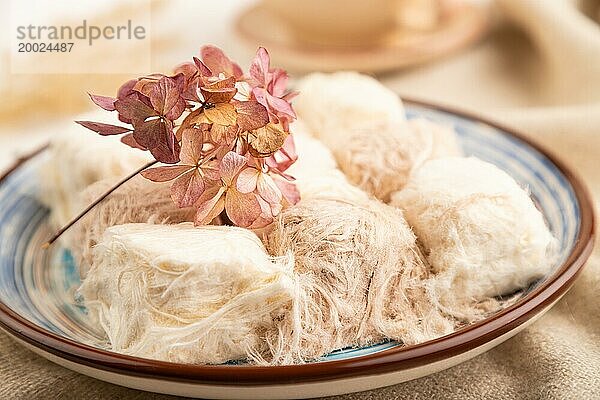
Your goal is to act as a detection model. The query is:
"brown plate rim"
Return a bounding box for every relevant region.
[0,99,595,386]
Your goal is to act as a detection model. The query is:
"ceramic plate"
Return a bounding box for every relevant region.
[0,101,594,399]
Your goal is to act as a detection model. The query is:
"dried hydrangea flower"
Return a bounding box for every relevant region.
[75,45,299,229]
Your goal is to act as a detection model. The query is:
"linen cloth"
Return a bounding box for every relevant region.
[0,0,599,398]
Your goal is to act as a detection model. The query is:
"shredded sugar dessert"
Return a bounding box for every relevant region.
[262,198,455,364]
[295,72,461,201]
[79,223,294,364]
[40,46,556,366]
[391,157,556,319]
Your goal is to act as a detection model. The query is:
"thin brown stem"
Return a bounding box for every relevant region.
[42,159,158,248]
[43,102,206,249]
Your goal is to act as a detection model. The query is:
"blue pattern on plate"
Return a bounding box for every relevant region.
[0,105,581,362]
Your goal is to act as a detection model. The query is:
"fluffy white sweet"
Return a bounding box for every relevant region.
[406,117,462,160]
[287,120,369,203]
[295,72,461,201]
[287,120,338,176]
[40,110,152,228]
[264,197,455,364]
[391,157,556,304]
[72,176,196,278]
[295,71,406,136]
[79,223,294,364]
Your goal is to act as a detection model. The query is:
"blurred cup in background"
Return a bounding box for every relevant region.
[263,0,398,46]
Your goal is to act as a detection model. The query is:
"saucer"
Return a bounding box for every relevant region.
[234,0,491,73]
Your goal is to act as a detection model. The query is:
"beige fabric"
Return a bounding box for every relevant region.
[0,0,599,398]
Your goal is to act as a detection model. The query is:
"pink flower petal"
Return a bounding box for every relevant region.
[274,178,301,205]
[171,169,206,208]
[267,93,296,119]
[235,101,269,132]
[252,87,269,111]
[224,189,262,227]
[220,152,247,184]
[236,167,259,193]
[249,47,270,86]
[266,134,298,172]
[257,173,282,204]
[195,186,226,225]
[270,202,282,216]
[200,45,243,79]
[269,68,289,98]
[141,165,191,182]
[180,127,204,165]
[201,159,221,180]
[88,93,116,111]
[249,196,275,229]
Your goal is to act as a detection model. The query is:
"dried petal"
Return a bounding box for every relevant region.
[252,87,269,113]
[148,133,181,164]
[266,92,296,119]
[170,169,206,207]
[236,167,259,193]
[175,61,197,78]
[120,133,145,150]
[270,201,282,216]
[141,165,190,182]
[210,124,238,144]
[88,93,116,111]
[204,102,237,126]
[235,101,269,132]
[252,196,276,228]
[204,76,236,90]
[180,127,204,165]
[181,111,210,133]
[248,123,288,157]
[115,96,157,124]
[225,189,262,227]
[266,134,297,172]
[193,57,212,76]
[117,79,138,100]
[148,76,186,120]
[269,68,289,98]
[195,186,226,225]
[200,45,243,79]
[175,62,201,101]
[201,159,221,180]
[75,121,131,136]
[249,47,270,86]
[274,178,301,205]
[200,86,237,104]
[257,173,282,204]
[132,77,159,96]
[133,117,165,148]
[199,76,237,104]
[234,81,252,101]
[220,151,247,184]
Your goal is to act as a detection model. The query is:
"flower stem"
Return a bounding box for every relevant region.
[42,159,158,249]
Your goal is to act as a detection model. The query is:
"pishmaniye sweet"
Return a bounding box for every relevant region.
[295,72,461,201]
[40,45,556,365]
